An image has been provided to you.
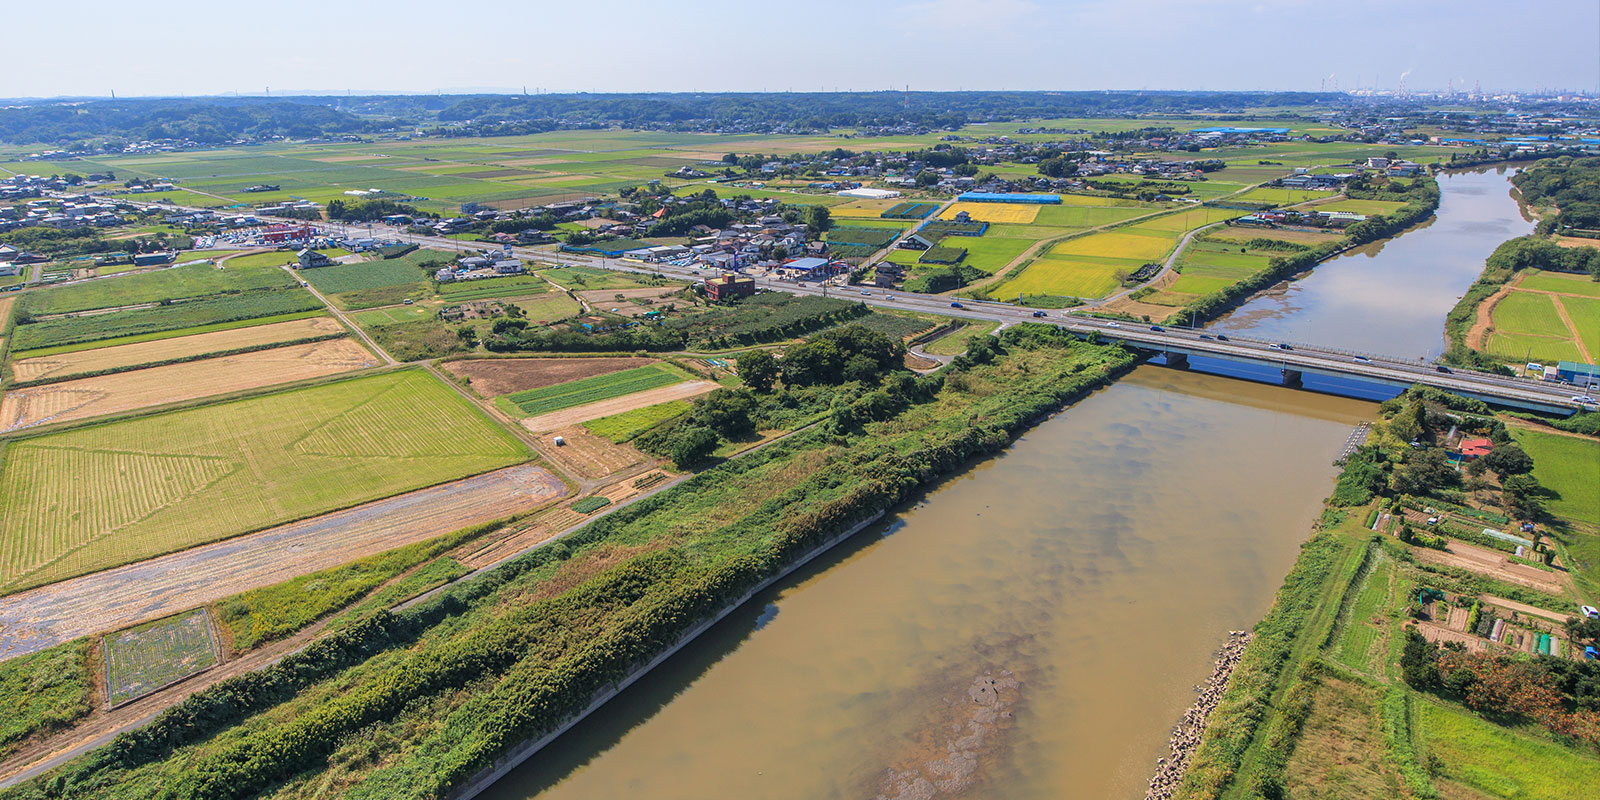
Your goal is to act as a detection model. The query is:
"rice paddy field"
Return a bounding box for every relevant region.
[0,369,531,594]
[1481,273,1599,364]
[0,337,378,432]
[1308,198,1408,216]
[7,315,344,382]
[103,608,219,706]
[1232,187,1338,206]
[299,250,444,295]
[1511,428,1599,526]
[985,206,1250,300]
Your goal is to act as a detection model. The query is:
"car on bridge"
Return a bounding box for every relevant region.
[1215,334,1229,341]
[1435,365,1452,374]
[950,302,964,308]
[1150,325,1165,332]
[1032,311,1047,318]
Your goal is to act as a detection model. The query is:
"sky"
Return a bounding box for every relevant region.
[3,0,1595,98]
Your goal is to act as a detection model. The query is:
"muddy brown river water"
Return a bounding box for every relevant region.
[481,368,1376,800]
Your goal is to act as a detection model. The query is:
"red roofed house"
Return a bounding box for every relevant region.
[1458,437,1493,460]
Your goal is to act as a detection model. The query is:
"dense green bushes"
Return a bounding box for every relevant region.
[0,640,93,761]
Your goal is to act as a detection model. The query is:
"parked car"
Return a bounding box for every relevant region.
[1587,645,1598,661]
[1582,605,1599,620]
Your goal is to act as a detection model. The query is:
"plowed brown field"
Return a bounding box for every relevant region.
[9,317,344,382]
[443,356,656,397]
[0,338,376,432]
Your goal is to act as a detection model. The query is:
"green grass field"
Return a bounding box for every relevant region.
[581,399,691,443]
[352,304,439,327]
[1490,292,1571,338]
[301,255,436,295]
[1511,428,1599,526]
[216,251,298,269]
[1311,198,1408,215]
[103,609,218,706]
[537,266,658,291]
[1233,187,1337,206]
[0,369,530,594]
[1560,295,1600,358]
[1518,270,1600,298]
[1484,332,1585,364]
[924,319,999,356]
[502,363,686,417]
[1417,699,1600,800]
[9,290,324,352]
[514,292,583,323]
[24,263,293,315]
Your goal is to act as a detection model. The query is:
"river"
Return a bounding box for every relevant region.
[480,167,1526,800]
[481,370,1374,800]
[1212,167,1533,360]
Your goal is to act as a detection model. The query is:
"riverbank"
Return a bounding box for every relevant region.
[1145,630,1251,800]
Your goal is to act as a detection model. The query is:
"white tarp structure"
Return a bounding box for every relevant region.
[837,187,901,199]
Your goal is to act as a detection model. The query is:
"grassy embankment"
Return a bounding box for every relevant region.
[0,325,1136,800]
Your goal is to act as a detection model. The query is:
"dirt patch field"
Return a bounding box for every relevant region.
[0,464,565,661]
[0,338,376,432]
[519,380,718,432]
[10,317,344,382]
[443,356,657,398]
[1466,280,1517,351]
[540,425,648,480]
[1410,540,1569,596]
[0,295,15,325]
[458,469,673,570]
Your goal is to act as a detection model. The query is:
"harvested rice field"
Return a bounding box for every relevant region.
[0,338,377,432]
[7,316,344,383]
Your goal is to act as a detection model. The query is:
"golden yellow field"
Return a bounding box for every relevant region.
[10,316,344,382]
[940,202,1041,224]
[0,339,376,432]
[831,198,906,218]
[1051,230,1176,261]
[0,294,15,324]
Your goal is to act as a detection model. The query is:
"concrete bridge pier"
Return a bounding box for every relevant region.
[1163,352,1189,369]
[1281,368,1303,387]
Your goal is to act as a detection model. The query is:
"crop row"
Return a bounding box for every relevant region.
[505,364,683,416]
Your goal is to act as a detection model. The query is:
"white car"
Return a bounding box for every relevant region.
[1583,605,1599,620]
[859,290,872,296]
[1106,322,1120,328]
[1573,395,1597,405]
